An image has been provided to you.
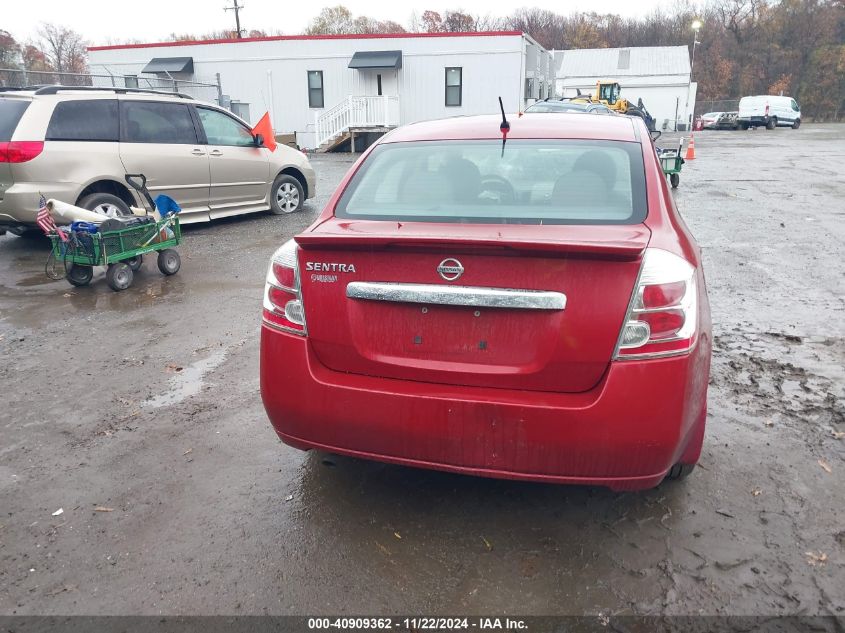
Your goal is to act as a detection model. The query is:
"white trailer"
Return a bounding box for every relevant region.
[88,31,553,151]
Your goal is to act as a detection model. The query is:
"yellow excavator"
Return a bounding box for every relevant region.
[571,80,656,131]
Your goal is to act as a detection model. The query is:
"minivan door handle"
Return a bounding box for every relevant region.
[191,148,205,156]
[209,149,223,157]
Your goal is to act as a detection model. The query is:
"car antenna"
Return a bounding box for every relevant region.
[498,96,510,158]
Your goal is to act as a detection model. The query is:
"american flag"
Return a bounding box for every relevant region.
[35,194,67,241]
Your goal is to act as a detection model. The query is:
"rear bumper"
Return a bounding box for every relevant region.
[260,326,710,491]
[0,181,80,227]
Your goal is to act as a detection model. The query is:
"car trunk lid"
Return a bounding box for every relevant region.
[296,220,650,393]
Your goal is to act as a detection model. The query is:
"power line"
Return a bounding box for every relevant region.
[224,0,245,39]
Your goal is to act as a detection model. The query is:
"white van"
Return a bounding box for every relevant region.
[737,95,801,130]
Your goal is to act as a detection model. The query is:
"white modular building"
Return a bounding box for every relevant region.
[554,46,697,131]
[88,31,554,151]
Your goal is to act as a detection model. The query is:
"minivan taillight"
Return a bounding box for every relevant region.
[764,104,770,116]
[263,239,306,335]
[614,249,698,359]
[0,141,44,163]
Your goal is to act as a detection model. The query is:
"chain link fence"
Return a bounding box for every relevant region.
[695,99,741,116]
[0,68,222,103]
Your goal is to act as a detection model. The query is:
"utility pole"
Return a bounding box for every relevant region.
[224,0,245,39]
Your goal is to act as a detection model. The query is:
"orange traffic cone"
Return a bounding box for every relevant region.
[685,134,696,160]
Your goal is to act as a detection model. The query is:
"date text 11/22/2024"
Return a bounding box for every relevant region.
[307,617,528,630]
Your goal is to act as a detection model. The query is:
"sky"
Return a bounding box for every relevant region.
[4,0,670,46]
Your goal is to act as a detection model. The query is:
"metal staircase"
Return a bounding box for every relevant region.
[315,95,400,152]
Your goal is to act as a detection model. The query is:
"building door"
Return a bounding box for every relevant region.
[375,70,398,97]
[362,70,399,127]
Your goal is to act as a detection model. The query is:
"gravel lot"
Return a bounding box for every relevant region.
[0,126,843,616]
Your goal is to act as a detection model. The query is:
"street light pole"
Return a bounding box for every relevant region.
[690,19,702,81]
[686,19,703,131]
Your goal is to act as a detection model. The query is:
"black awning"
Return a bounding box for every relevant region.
[142,57,194,74]
[348,50,402,70]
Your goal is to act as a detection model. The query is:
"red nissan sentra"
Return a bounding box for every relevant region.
[260,112,711,491]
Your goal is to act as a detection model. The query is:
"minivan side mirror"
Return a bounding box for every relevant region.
[254,133,265,147]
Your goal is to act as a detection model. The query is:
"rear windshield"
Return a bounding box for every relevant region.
[336,140,647,225]
[0,98,31,142]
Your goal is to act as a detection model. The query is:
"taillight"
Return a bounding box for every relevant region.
[764,104,770,116]
[614,248,698,359]
[0,141,44,163]
[262,239,306,335]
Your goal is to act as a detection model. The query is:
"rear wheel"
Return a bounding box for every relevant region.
[66,264,93,286]
[106,262,133,291]
[670,173,680,189]
[664,463,696,481]
[792,118,801,129]
[739,122,749,130]
[78,193,131,217]
[157,249,181,275]
[766,117,777,130]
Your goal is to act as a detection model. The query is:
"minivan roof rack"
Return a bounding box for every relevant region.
[32,85,195,99]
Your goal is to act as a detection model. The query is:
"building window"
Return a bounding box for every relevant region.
[308,71,324,108]
[445,67,462,107]
[124,75,139,89]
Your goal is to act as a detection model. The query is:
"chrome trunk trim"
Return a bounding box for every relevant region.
[346,282,566,310]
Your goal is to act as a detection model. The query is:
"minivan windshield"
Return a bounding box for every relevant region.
[0,98,30,141]
[336,140,647,225]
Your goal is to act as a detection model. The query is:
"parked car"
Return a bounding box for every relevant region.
[260,113,712,491]
[701,111,739,130]
[737,95,801,129]
[0,86,315,235]
[525,100,615,115]
[699,112,724,128]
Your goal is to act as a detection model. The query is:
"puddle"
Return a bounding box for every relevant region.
[15,274,63,288]
[143,346,228,409]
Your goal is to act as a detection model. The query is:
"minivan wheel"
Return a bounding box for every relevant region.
[792,118,801,129]
[269,175,304,214]
[78,193,131,217]
[766,117,777,130]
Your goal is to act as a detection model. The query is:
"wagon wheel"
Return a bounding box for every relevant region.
[106,262,134,291]
[670,173,680,189]
[157,249,181,275]
[66,264,94,286]
[124,255,143,271]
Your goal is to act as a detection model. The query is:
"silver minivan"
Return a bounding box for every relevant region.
[0,86,316,235]
[737,95,802,130]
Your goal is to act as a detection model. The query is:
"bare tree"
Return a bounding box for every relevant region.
[305,5,355,35]
[35,23,87,73]
[442,11,476,32]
